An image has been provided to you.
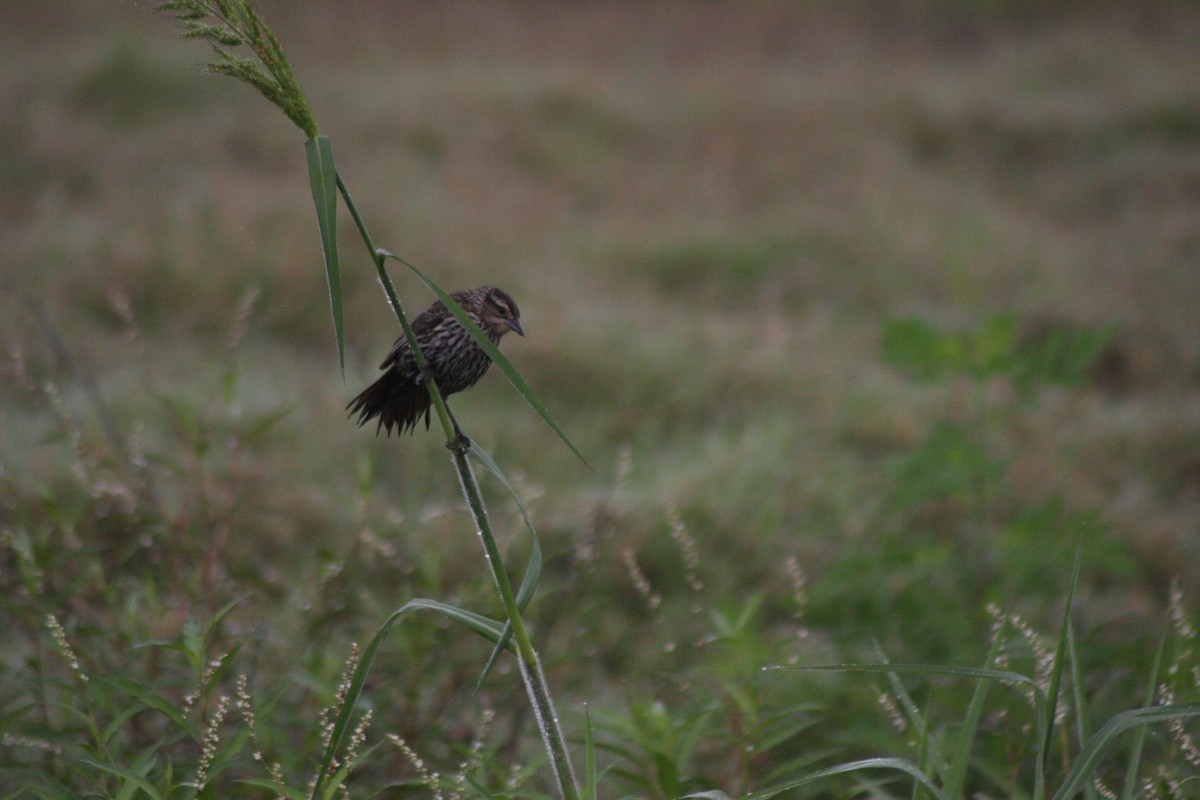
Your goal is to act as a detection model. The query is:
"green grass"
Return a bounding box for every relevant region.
[3,1,1200,797]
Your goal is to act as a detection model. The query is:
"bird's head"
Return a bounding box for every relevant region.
[481,287,523,338]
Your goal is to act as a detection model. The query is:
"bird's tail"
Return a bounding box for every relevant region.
[347,371,432,436]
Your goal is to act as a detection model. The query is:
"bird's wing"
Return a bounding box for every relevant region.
[378,301,447,371]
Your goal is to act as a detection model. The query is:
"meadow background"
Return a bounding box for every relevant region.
[2,1,1199,797]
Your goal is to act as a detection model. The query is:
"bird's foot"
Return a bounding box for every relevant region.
[446,431,472,452]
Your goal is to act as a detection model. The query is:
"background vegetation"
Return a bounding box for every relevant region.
[2,1,1199,797]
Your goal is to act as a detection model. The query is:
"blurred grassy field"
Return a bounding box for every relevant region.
[3,0,1200,794]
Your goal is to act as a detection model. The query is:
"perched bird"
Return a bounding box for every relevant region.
[348,286,523,438]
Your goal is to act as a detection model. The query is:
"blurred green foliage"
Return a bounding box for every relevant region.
[883,315,1121,391]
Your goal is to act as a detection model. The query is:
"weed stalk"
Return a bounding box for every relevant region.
[340,173,578,797]
[159,3,580,797]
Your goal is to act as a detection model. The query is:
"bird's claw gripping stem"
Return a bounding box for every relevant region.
[445,405,471,452]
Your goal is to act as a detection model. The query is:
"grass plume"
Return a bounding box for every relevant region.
[158,0,317,137]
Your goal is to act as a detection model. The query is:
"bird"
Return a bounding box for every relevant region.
[348,286,523,441]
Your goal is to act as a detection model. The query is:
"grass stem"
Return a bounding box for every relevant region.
[337,170,578,800]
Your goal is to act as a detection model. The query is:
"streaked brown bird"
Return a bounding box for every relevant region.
[348,286,523,438]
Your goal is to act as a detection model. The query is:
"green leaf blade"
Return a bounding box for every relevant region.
[1052,704,1200,800]
[468,442,543,693]
[305,135,343,373]
[309,598,507,800]
[78,759,163,800]
[742,757,951,800]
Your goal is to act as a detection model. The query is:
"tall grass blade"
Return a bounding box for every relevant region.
[1065,618,1097,800]
[873,647,927,737]
[94,675,200,741]
[466,775,497,800]
[475,538,541,681]
[316,763,351,800]
[467,443,543,692]
[869,650,937,797]
[584,705,597,800]
[25,781,79,800]
[203,593,252,644]
[1120,630,1166,800]
[401,598,510,643]
[382,252,590,468]
[742,757,951,800]
[1052,704,1200,800]
[773,662,1050,768]
[78,759,162,800]
[469,443,537,534]
[305,135,343,372]
[772,662,1043,698]
[757,717,825,761]
[309,599,508,800]
[943,614,1007,797]
[1040,546,1083,797]
[239,779,307,800]
[912,698,935,800]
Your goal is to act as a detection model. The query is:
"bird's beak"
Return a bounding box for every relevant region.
[506,318,525,337]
